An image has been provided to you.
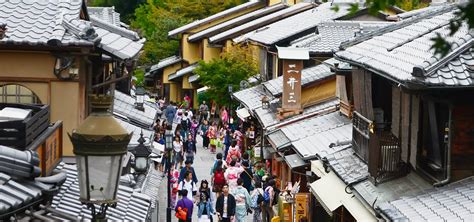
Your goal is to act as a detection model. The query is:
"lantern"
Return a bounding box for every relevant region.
[135,86,145,111]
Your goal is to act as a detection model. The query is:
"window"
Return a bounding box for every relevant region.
[0,84,41,104]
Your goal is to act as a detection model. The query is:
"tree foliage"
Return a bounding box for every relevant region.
[193,46,258,106]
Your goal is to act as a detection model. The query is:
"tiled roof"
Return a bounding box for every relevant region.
[91,16,144,60]
[291,21,391,54]
[243,2,352,45]
[139,164,164,209]
[87,6,121,26]
[256,98,339,129]
[336,5,474,87]
[263,62,334,96]
[284,111,352,160]
[189,74,200,83]
[51,163,152,221]
[378,176,474,221]
[169,63,199,81]
[284,153,308,169]
[267,129,291,150]
[209,3,314,44]
[188,3,287,42]
[114,90,158,128]
[232,84,267,111]
[147,55,183,76]
[0,0,95,47]
[326,147,369,184]
[115,117,154,146]
[168,0,264,37]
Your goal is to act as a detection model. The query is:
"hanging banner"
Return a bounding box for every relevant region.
[282,60,303,110]
[295,193,310,222]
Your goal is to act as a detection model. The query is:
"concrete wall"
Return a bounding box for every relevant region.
[0,51,86,156]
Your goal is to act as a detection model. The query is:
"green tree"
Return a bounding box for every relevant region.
[193,46,258,107]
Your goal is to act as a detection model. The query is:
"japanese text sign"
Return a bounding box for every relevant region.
[282,60,303,110]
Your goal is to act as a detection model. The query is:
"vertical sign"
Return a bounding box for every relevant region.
[282,60,303,110]
[295,193,310,221]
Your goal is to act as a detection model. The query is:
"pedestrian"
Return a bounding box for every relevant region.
[232,178,252,222]
[170,165,180,208]
[165,102,177,124]
[201,120,210,149]
[184,134,196,163]
[197,191,215,222]
[215,184,236,222]
[179,160,198,184]
[175,189,194,222]
[250,181,264,222]
[181,112,190,140]
[199,180,213,203]
[199,100,209,123]
[177,171,198,204]
[223,130,231,161]
[240,161,253,193]
[212,160,226,199]
[225,160,243,191]
[173,135,184,169]
[210,153,224,175]
[208,122,217,153]
[191,116,199,142]
[225,141,241,166]
[241,152,252,172]
[220,107,228,125]
[262,179,275,222]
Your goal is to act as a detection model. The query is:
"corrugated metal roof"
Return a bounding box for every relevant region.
[243,2,352,45]
[168,0,264,37]
[378,176,474,221]
[114,90,158,128]
[168,63,199,81]
[209,3,315,44]
[188,3,287,42]
[326,147,368,184]
[336,5,474,87]
[291,21,391,54]
[51,163,152,221]
[263,62,334,96]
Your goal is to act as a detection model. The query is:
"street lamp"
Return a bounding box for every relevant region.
[165,127,174,222]
[69,95,132,221]
[228,85,233,125]
[261,96,270,109]
[135,86,145,111]
[132,131,151,173]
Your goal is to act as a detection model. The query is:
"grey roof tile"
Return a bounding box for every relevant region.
[87,6,121,27]
[379,176,474,221]
[291,21,391,54]
[189,3,287,42]
[52,163,152,221]
[115,117,154,146]
[336,5,474,87]
[232,85,267,111]
[169,0,264,37]
[147,55,183,76]
[114,90,158,128]
[326,147,368,184]
[267,130,291,150]
[263,62,334,96]
[284,153,308,169]
[243,2,353,45]
[169,63,199,81]
[210,3,314,43]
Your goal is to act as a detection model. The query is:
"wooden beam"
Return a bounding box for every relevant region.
[91,74,129,89]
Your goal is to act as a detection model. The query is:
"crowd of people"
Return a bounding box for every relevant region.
[152,99,280,222]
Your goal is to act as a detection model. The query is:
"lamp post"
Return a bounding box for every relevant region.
[228,85,233,126]
[261,95,269,109]
[69,95,132,221]
[165,128,174,222]
[135,86,145,111]
[132,131,151,173]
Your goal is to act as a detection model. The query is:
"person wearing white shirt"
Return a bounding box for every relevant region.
[178,171,198,204]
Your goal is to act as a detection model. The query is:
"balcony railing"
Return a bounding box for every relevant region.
[352,111,407,185]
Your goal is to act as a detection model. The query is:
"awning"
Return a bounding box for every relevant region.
[310,172,375,221]
[284,153,308,169]
[236,107,251,120]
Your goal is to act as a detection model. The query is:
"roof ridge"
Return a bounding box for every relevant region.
[90,16,139,40]
[417,38,474,78]
[339,4,457,50]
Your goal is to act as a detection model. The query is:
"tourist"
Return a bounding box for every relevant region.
[250,181,264,222]
[199,100,209,123]
[225,160,243,191]
[225,141,241,166]
[200,120,210,149]
[165,102,177,125]
[215,184,236,222]
[173,136,184,169]
[240,161,253,193]
[177,171,198,203]
[212,160,226,199]
[175,189,194,222]
[208,122,217,153]
[179,160,198,183]
[197,191,215,222]
[232,178,252,222]
[184,134,196,163]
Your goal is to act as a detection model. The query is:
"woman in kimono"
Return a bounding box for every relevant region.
[232,178,252,222]
[225,160,243,191]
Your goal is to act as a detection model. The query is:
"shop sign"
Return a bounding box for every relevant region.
[33,121,63,176]
[282,60,303,110]
[254,146,261,158]
[295,193,310,221]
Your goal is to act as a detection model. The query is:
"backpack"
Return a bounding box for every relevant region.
[175,204,188,220]
[214,170,225,185]
[263,187,271,204]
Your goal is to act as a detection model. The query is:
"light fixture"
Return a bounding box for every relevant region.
[69,95,132,221]
[135,86,145,111]
[132,131,151,173]
[165,127,174,222]
[261,95,270,109]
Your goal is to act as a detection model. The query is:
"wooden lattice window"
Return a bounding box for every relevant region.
[0,84,41,104]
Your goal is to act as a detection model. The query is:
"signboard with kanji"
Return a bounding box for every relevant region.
[32,121,63,176]
[282,60,303,110]
[295,193,310,221]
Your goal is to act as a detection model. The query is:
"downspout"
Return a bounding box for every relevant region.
[433,106,452,187]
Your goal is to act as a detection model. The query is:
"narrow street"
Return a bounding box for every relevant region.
[157,132,220,222]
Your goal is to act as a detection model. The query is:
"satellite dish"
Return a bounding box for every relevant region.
[240,80,250,89]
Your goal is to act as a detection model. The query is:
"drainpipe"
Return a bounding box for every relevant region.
[433,107,452,187]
